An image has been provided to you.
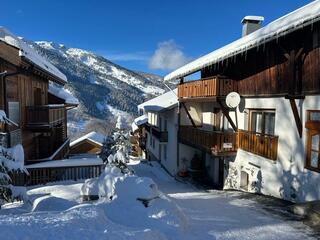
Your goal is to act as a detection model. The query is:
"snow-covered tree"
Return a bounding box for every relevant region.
[99,116,132,173]
[0,111,28,206]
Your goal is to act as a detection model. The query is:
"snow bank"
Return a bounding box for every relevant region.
[70,131,105,147]
[165,0,320,81]
[48,82,79,105]
[138,89,178,112]
[0,27,67,83]
[81,165,123,199]
[32,195,77,212]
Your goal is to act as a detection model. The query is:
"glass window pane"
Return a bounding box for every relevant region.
[310,112,320,121]
[251,112,262,133]
[312,135,320,151]
[311,151,319,168]
[264,112,275,135]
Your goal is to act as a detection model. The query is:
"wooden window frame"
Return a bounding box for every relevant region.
[248,109,276,135]
[305,110,320,172]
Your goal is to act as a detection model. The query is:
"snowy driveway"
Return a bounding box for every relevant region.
[130,160,318,240]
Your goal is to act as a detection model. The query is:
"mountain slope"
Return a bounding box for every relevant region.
[25,41,176,137]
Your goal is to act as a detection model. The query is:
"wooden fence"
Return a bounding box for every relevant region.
[11,164,104,186]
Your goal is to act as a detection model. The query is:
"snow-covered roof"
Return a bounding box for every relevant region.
[241,16,264,23]
[165,0,320,81]
[48,82,79,105]
[26,157,103,169]
[138,89,178,112]
[134,115,148,126]
[70,131,105,147]
[0,27,67,83]
[131,115,148,132]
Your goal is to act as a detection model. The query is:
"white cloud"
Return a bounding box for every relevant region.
[148,40,191,71]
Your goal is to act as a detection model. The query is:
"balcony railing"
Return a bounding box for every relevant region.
[145,124,168,142]
[179,126,237,156]
[178,76,237,99]
[237,130,278,160]
[26,105,65,128]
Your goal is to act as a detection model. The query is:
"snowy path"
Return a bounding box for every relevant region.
[130,160,317,240]
[0,161,317,240]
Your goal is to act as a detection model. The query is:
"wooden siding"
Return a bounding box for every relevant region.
[200,23,320,97]
[70,140,102,155]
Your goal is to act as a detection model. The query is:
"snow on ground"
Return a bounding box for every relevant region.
[0,160,317,240]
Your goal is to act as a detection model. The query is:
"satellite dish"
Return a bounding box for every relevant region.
[226,92,241,108]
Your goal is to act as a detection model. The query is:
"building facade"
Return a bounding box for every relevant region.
[164,1,320,202]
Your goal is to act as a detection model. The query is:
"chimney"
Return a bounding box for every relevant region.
[241,16,264,37]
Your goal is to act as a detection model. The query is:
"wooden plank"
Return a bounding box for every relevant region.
[289,98,303,138]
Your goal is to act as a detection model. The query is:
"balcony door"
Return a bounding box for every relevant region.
[34,87,43,106]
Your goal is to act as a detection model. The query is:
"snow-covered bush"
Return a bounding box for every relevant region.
[81,164,159,204]
[0,144,28,206]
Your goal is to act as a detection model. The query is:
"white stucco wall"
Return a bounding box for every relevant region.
[224,96,320,203]
[159,108,178,176]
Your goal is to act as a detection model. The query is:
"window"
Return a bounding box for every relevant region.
[249,109,275,135]
[163,144,167,160]
[305,110,320,171]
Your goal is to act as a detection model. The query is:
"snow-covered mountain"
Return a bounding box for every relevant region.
[25,40,176,138]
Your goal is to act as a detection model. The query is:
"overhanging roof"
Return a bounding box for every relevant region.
[165,0,320,81]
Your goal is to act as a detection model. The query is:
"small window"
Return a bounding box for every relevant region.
[305,110,320,171]
[249,109,275,135]
[163,145,167,160]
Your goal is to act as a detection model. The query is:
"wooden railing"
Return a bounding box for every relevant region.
[179,126,237,155]
[11,164,104,186]
[237,130,278,160]
[26,105,65,127]
[178,76,237,99]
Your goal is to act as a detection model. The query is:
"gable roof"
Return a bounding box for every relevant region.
[70,131,105,147]
[165,0,320,81]
[138,89,178,113]
[0,27,67,84]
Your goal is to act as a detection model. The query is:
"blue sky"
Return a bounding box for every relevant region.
[1,0,313,76]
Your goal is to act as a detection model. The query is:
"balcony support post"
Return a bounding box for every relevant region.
[217,99,237,132]
[287,97,303,138]
[181,102,197,128]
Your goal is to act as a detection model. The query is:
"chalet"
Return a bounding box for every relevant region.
[70,131,105,155]
[164,1,320,202]
[131,115,148,157]
[0,27,103,185]
[137,89,178,175]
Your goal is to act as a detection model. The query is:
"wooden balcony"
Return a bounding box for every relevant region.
[237,130,278,160]
[25,105,66,130]
[145,124,168,142]
[179,126,237,156]
[178,76,237,100]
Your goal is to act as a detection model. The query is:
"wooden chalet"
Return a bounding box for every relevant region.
[70,131,105,155]
[165,1,320,202]
[0,27,104,186]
